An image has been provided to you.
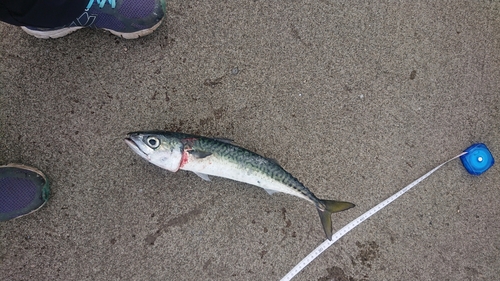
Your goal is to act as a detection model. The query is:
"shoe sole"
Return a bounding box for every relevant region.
[21,26,83,39]
[107,20,163,39]
[21,20,163,39]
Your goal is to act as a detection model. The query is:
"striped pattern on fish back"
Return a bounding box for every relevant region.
[185,135,320,204]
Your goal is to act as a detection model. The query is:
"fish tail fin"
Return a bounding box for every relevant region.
[317,200,355,240]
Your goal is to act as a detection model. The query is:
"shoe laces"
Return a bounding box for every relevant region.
[86,0,116,10]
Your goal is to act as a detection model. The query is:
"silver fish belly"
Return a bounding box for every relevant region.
[125,131,355,240]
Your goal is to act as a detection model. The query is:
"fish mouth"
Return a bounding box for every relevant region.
[124,136,149,159]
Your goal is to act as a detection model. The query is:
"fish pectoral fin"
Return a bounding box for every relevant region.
[193,172,211,181]
[264,188,278,195]
[317,200,355,240]
[188,150,212,159]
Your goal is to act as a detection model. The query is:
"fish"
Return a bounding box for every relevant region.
[124,130,355,240]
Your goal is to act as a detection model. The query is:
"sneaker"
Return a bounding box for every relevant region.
[21,0,166,39]
[0,164,50,222]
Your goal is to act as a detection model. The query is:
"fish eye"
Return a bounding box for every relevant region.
[146,136,160,148]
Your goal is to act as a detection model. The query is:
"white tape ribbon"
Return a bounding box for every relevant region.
[281,151,467,281]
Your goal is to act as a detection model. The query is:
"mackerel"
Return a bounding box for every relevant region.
[125,130,355,240]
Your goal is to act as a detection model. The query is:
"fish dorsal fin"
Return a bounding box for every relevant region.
[188,150,212,159]
[266,157,280,165]
[264,188,278,195]
[213,137,234,144]
[193,172,211,181]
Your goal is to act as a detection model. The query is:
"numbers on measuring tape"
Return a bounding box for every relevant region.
[281,152,467,281]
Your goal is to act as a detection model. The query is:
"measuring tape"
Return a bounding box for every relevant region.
[281,151,472,281]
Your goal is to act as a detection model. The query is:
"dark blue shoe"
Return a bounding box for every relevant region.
[0,164,50,222]
[21,0,166,39]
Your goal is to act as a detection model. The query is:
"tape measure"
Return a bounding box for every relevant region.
[281,143,494,281]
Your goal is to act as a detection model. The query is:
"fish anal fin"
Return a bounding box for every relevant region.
[264,188,278,195]
[193,172,211,181]
[317,200,355,240]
